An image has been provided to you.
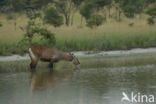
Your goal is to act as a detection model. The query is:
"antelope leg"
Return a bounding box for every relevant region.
[30,60,38,72]
[48,60,54,72]
[48,62,53,68]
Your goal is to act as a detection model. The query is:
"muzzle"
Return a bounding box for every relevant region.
[72,55,80,69]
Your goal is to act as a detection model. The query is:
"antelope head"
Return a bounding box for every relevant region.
[70,53,80,69]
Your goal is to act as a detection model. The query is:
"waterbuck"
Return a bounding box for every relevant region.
[28,44,80,72]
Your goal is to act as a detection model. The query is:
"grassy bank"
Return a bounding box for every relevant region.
[0,15,156,55]
[56,29,156,51]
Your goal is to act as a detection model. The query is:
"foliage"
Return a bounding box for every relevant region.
[80,0,112,19]
[20,20,56,46]
[6,13,17,20]
[80,3,95,19]
[145,3,156,25]
[90,0,112,8]
[147,17,155,25]
[0,22,2,27]
[80,0,112,26]
[0,0,156,26]
[38,28,56,45]
[55,0,76,26]
[115,0,156,18]
[145,0,156,5]
[17,2,56,47]
[116,0,146,18]
[86,14,105,28]
[72,0,84,8]
[0,0,53,12]
[44,6,63,27]
[145,6,156,17]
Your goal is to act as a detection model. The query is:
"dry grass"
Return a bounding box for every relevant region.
[0,14,156,54]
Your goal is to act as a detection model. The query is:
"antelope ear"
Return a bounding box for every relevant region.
[69,52,74,56]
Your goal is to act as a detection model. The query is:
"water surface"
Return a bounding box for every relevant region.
[0,65,156,104]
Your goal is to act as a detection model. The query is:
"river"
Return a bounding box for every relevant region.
[0,65,156,104]
[1,48,156,104]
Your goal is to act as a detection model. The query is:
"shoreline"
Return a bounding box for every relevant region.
[1,47,156,62]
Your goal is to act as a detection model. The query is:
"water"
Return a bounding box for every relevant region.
[0,65,156,104]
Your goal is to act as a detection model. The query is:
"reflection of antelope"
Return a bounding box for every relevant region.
[28,44,80,72]
[30,71,73,90]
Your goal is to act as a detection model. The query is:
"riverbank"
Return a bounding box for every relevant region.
[1,48,156,73]
[1,47,156,62]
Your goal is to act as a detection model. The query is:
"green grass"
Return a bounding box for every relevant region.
[55,31,156,51]
[0,14,156,55]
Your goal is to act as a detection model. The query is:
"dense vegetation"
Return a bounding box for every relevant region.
[0,0,156,55]
[0,0,155,26]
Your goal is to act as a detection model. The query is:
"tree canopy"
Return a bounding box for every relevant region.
[0,0,155,26]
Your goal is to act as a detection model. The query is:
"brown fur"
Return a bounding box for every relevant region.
[28,44,80,72]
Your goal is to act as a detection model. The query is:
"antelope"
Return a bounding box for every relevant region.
[28,44,80,72]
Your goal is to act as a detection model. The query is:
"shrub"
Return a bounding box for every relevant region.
[44,6,63,27]
[147,17,155,25]
[6,13,15,20]
[145,6,156,25]
[86,14,104,28]
[0,22,2,27]
[145,6,156,17]
[19,20,56,47]
[128,22,134,27]
[80,3,95,19]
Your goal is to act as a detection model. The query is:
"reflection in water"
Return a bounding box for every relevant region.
[0,65,156,104]
[30,70,74,91]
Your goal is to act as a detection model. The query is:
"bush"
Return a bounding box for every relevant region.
[19,20,56,47]
[145,6,156,17]
[80,3,95,19]
[0,22,2,27]
[86,14,105,28]
[128,22,134,27]
[147,17,155,25]
[44,6,63,27]
[6,13,15,20]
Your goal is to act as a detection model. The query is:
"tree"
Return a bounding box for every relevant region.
[115,0,146,18]
[0,0,54,13]
[0,22,2,27]
[44,6,63,27]
[80,0,112,27]
[54,0,76,26]
[72,0,85,9]
[145,3,156,25]
[0,0,6,6]
[145,3,156,17]
[19,19,56,46]
[80,0,112,19]
[145,0,156,5]
[72,0,85,25]
[146,7,156,17]
[86,14,105,28]
[0,0,12,13]
[80,2,95,19]
[19,1,56,46]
